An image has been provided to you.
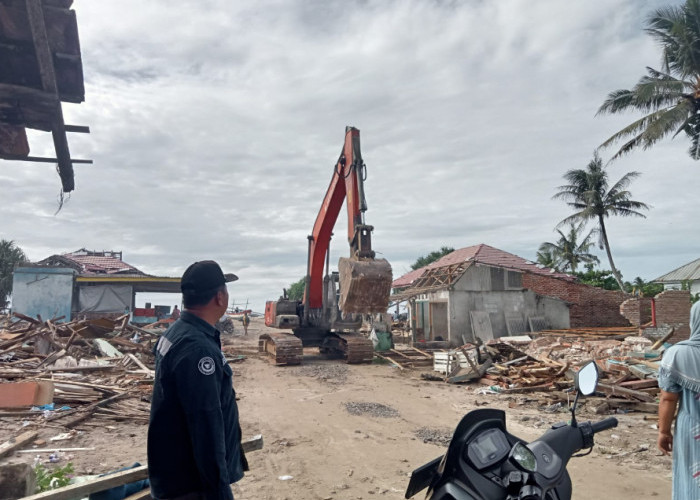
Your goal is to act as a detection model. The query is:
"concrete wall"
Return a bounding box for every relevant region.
[443,289,569,344]
[663,281,700,296]
[12,267,75,322]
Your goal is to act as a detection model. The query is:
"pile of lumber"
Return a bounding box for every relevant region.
[0,312,161,425]
[425,335,664,414]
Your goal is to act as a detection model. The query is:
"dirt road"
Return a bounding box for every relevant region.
[233,320,671,499]
[0,317,672,499]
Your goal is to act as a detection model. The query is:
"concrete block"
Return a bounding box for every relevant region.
[0,463,36,500]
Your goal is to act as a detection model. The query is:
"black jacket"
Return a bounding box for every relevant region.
[148,312,246,500]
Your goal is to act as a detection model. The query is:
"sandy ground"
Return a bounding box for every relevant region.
[1,317,672,499]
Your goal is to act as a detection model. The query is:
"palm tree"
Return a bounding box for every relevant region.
[0,240,27,308]
[538,223,599,273]
[553,154,649,291]
[597,0,700,160]
[536,247,561,271]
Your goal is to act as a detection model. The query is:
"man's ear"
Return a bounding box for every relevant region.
[215,289,227,307]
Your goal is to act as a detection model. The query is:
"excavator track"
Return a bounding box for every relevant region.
[325,333,374,364]
[258,332,303,365]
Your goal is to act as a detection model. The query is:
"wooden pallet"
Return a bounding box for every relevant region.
[374,347,433,369]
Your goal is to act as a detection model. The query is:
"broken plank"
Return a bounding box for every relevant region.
[18,435,263,500]
[123,488,151,500]
[618,379,658,390]
[597,383,654,402]
[19,465,148,500]
[0,430,38,459]
[127,354,152,374]
[48,365,117,372]
[373,352,404,370]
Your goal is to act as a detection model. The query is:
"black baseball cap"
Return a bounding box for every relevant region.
[180,260,238,294]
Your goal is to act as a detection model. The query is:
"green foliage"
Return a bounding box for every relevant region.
[0,240,28,308]
[573,268,621,291]
[630,277,664,297]
[680,280,700,304]
[597,0,700,161]
[35,462,74,492]
[536,247,560,271]
[287,277,306,301]
[553,153,648,291]
[574,269,664,297]
[538,223,599,273]
[411,246,455,270]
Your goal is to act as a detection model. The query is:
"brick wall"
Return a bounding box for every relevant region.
[619,297,652,326]
[522,273,628,328]
[653,290,691,343]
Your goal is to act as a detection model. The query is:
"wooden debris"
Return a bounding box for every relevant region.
[18,435,264,500]
[0,430,38,459]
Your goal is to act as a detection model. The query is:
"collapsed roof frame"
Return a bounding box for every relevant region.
[0,0,91,192]
[391,261,473,302]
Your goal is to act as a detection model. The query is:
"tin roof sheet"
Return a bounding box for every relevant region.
[654,258,700,283]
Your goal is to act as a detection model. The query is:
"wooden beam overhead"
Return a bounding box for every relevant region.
[0,153,92,164]
[25,0,75,191]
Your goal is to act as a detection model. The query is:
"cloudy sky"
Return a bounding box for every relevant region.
[2,0,697,312]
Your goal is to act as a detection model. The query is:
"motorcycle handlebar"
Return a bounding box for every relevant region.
[590,417,618,434]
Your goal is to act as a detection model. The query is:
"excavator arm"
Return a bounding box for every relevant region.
[261,127,392,365]
[305,126,388,311]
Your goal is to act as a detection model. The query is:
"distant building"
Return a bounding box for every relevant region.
[392,244,627,345]
[12,249,180,321]
[653,258,700,296]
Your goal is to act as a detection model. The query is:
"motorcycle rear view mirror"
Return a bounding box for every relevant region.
[575,361,599,396]
[570,361,599,427]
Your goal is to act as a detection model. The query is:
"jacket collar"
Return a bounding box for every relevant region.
[180,311,219,338]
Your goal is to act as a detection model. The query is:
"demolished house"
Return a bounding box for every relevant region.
[11,249,180,320]
[392,244,627,345]
[0,0,90,192]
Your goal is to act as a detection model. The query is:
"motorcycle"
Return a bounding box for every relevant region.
[405,361,618,500]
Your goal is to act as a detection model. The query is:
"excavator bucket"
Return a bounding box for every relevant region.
[338,257,393,314]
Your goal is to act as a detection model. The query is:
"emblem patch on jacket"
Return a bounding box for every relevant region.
[198,356,216,375]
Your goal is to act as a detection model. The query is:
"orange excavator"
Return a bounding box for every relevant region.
[260,127,393,365]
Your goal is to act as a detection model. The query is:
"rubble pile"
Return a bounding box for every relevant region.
[0,312,161,426]
[427,329,665,414]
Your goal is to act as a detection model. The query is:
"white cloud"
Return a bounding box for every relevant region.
[1,0,694,312]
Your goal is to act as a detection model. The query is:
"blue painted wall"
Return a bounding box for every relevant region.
[12,267,75,322]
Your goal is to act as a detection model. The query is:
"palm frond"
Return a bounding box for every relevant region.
[599,108,669,151]
[638,99,695,148]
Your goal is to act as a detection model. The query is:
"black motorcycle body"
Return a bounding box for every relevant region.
[406,362,617,500]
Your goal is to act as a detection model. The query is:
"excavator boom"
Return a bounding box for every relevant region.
[262,127,392,365]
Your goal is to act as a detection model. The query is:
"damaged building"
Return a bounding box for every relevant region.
[11,249,180,320]
[392,244,628,345]
[0,0,90,193]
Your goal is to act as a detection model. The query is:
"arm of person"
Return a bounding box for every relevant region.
[174,349,233,500]
[657,389,680,455]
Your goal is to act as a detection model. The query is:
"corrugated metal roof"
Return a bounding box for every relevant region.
[393,243,575,288]
[654,258,700,283]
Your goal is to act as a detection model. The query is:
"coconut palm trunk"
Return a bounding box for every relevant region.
[598,215,626,291]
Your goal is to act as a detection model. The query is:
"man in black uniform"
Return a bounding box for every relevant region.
[148,260,247,500]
